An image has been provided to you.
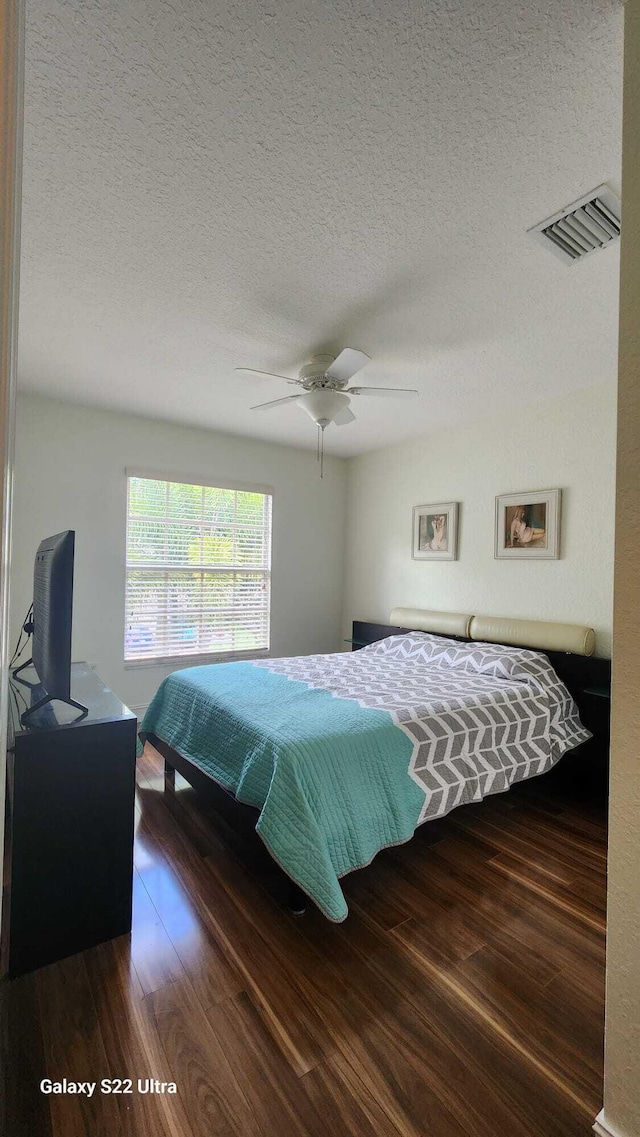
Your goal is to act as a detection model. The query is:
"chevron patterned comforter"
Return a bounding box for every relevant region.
[140,632,591,921]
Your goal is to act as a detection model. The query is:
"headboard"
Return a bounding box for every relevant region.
[389,606,595,657]
[389,607,472,639]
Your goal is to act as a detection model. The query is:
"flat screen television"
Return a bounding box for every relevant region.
[13,530,87,723]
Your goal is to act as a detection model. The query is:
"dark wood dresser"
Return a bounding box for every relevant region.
[2,663,137,977]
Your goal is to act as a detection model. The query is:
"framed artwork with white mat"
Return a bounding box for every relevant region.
[412,502,459,561]
[495,488,561,559]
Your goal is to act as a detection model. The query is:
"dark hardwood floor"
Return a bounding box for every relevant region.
[1,745,606,1137]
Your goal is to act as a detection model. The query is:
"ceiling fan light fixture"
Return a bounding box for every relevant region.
[296,389,351,426]
[237,345,420,479]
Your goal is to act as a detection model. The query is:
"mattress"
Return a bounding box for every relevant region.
[139,632,591,921]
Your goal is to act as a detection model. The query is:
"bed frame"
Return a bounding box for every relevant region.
[149,731,310,915]
[147,615,611,917]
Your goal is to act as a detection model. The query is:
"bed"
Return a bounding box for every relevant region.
[139,609,605,922]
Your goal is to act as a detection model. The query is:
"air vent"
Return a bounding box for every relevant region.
[528,184,621,265]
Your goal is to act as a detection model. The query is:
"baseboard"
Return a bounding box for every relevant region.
[594,1109,629,1137]
[130,704,148,720]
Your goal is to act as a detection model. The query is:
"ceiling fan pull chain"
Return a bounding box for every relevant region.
[316,423,320,463]
[320,425,325,479]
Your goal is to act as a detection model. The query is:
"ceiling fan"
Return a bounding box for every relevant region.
[234,348,418,476]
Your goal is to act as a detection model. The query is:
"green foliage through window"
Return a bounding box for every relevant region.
[125,476,271,661]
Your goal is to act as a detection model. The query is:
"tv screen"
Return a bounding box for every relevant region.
[31,530,75,702]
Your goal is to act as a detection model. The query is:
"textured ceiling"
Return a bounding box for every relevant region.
[19,0,624,456]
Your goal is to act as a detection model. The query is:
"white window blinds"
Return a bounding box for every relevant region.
[125,475,272,663]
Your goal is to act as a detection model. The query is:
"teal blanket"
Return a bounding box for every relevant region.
[140,635,590,921]
[140,661,423,921]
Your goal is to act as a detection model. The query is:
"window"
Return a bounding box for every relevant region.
[125,474,272,663]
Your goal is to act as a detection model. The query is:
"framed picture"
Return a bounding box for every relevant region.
[495,488,561,559]
[412,502,459,561]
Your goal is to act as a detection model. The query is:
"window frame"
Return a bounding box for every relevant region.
[124,468,273,668]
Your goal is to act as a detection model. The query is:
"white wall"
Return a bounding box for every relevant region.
[0,0,25,940]
[343,382,616,657]
[11,394,347,712]
[601,3,640,1134]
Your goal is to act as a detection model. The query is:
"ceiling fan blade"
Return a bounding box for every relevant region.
[333,407,356,426]
[250,394,301,411]
[347,386,419,398]
[325,348,371,384]
[235,367,301,385]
